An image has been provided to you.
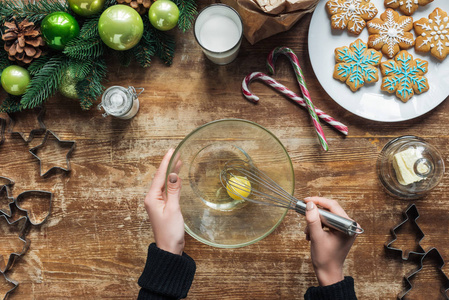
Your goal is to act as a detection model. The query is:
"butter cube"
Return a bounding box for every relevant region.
[392,148,426,185]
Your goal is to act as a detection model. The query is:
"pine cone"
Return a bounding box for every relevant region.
[2,18,45,64]
[116,0,153,15]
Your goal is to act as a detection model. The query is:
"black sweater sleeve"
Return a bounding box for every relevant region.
[137,243,196,300]
[304,276,357,300]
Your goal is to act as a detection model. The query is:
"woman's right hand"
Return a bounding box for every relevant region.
[303,197,358,286]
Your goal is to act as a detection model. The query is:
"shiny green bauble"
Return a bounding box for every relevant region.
[1,65,31,96]
[98,5,144,51]
[149,0,179,31]
[41,12,80,50]
[68,0,105,17]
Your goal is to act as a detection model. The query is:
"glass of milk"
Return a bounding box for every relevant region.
[194,4,243,65]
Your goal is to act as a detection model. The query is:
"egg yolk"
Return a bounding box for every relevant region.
[226,176,251,200]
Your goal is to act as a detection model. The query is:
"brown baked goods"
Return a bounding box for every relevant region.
[334,38,382,92]
[326,0,378,35]
[367,9,414,59]
[384,0,434,16]
[414,7,449,60]
[380,50,429,102]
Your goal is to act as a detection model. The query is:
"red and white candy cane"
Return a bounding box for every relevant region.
[242,72,348,136]
[267,47,328,150]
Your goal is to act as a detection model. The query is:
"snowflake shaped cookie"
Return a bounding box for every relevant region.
[334,39,382,92]
[414,8,449,60]
[384,0,434,16]
[367,9,414,59]
[380,50,429,102]
[326,0,378,35]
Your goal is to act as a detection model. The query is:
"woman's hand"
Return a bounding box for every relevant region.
[144,149,185,255]
[304,197,358,286]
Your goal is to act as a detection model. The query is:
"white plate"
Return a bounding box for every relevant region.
[308,0,449,122]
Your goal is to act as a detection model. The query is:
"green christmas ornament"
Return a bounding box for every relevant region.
[59,69,79,99]
[148,0,179,31]
[98,5,144,51]
[41,12,80,50]
[1,65,31,96]
[68,0,105,16]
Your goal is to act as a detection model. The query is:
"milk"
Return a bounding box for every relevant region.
[194,4,243,65]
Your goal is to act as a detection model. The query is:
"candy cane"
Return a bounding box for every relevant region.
[267,47,328,151]
[242,72,348,136]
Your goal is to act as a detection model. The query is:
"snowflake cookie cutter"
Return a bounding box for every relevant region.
[397,247,449,299]
[0,215,30,273]
[29,130,76,177]
[0,271,19,300]
[7,107,46,143]
[0,118,6,146]
[385,204,426,260]
[15,190,52,226]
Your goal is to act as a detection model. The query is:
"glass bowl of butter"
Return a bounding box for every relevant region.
[377,136,445,199]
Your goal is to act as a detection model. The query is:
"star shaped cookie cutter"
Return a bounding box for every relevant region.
[398,247,449,299]
[0,271,19,300]
[29,130,76,177]
[7,107,46,143]
[0,215,30,273]
[385,204,426,260]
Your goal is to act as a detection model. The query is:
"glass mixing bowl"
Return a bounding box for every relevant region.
[377,136,445,199]
[166,119,294,248]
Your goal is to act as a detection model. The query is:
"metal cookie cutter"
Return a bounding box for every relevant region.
[385,204,426,260]
[15,190,53,226]
[0,185,15,217]
[29,130,76,177]
[0,118,6,146]
[7,107,46,143]
[398,247,449,299]
[0,271,19,300]
[0,215,30,273]
[0,177,14,189]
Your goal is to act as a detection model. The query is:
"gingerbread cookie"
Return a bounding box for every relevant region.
[334,39,382,92]
[384,0,434,16]
[380,50,429,102]
[414,7,449,60]
[367,9,414,59]
[326,0,378,35]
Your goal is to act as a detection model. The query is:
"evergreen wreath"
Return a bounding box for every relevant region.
[0,0,197,113]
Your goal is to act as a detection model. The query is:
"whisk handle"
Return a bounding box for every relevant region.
[294,201,362,236]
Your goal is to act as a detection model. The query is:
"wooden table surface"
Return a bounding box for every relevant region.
[1,1,449,299]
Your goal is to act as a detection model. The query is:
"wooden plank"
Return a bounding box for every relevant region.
[1,2,449,299]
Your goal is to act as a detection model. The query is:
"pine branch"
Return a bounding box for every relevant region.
[174,0,197,32]
[133,44,153,68]
[68,58,93,80]
[115,49,133,67]
[76,58,107,110]
[104,0,117,8]
[151,27,175,65]
[133,18,156,68]
[27,54,52,75]
[0,0,70,23]
[78,16,101,40]
[63,37,104,60]
[0,95,22,113]
[20,54,69,109]
[0,39,11,72]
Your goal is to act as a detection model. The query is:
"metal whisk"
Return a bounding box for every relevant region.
[220,159,364,236]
